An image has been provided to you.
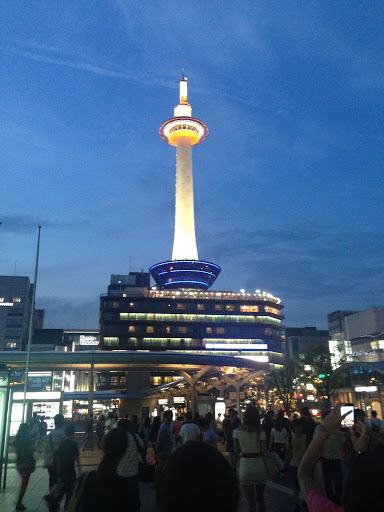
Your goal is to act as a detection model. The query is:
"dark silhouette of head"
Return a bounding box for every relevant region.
[98,428,127,480]
[243,407,261,430]
[54,414,65,428]
[156,441,239,512]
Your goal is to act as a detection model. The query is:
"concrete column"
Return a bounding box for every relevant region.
[190,383,197,414]
[172,136,198,260]
[88,359,94,415]
[235,385,241,415]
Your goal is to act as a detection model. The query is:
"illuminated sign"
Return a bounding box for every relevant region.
[173,397,185,403]
[354,386,378,392]
[158,399,168,405]
[13,392,61,400]
[79,335,99,346]
[0,298,13,307]
[205,343,267,350]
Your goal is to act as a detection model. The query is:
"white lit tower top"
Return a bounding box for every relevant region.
[150,73,220,290]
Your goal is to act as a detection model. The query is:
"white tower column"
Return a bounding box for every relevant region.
[172,136,198,260]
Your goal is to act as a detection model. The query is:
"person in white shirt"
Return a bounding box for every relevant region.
[179,411,201,444]
[116,419,144,509]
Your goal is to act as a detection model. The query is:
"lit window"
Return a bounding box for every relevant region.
[265,306,279,315]
[197,304,204,310]
[146,326,154,333]
[130,302,134,307]
[104,337,119,346]
[215,304,223,311]
[129,326,135,333]
[206,327,213,334]
[265,328,272,335]
[165,326,171,334]
[216,327,225,334]
[240,305,259,312]
[123,294,127,297]
[113,302,119,309]
[153,376,161,386]
[13,298,21,303]
[176,303,186,310]
[226,305,234,311]
[6,342,17,349]
[178,326,187,334]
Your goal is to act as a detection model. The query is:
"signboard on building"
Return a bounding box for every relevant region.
[79,335,99,346]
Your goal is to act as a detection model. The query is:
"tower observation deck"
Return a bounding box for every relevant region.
[150,75,221,290]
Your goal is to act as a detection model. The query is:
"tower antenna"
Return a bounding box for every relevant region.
[181,61,185,79]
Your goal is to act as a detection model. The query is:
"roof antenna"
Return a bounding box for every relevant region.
[182,61,185,80]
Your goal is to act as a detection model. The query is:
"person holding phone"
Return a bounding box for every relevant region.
[298,403,384,512]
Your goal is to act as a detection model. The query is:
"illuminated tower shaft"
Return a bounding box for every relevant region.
[173,136,198,260]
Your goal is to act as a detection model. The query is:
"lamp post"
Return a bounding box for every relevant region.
[22,226,42,422]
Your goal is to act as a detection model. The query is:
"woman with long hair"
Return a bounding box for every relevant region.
[233,407,267,512]
[14,423,36,511]
[270,411,288,463]
[68,428,136,511]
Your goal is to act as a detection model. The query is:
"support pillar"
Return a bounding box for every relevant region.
[88,358,94,415]
[179,366,212,415]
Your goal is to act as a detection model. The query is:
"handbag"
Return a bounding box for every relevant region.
[133,433,155,483]
[263,451,283,477]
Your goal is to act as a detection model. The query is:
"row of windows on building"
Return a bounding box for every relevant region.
[102,335,278,348]
[0,297,22,303]
[105,301,281,316]
[104,312,281,326]
[121,325,228,334]
[102,324,278,336]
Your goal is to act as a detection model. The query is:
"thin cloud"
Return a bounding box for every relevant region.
[1,41,176,91]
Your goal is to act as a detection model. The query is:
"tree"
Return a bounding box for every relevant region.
[267,358,299,412]
[298,343,345,409]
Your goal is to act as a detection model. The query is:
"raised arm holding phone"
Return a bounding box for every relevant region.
[298,402,384,512]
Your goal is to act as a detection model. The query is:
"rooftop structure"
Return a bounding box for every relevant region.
[150,74,220,290]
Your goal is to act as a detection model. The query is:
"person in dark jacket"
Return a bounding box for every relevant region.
[45,423,80,511]
[14,423,36,511]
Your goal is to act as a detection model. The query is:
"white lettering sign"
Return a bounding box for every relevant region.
[0,299,13,307]
[79,335,99,346]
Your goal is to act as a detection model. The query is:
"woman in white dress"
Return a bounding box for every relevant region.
[233,407,267,512]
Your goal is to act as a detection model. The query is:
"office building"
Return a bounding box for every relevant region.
[0,276,43,351]
[100,273,284,365]
[285,326,329,359]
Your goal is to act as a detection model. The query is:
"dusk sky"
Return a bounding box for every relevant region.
[1,2,383,330]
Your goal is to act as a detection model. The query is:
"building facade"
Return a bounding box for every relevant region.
[0,276,36,351]
[285,326,329,359]
[100,273,284,365]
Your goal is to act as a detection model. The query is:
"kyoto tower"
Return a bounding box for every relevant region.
[149,73,221,290]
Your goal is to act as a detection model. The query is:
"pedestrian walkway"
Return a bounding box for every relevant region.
[1,447,296,512]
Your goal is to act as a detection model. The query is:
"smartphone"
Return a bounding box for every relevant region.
[341,404,354,428]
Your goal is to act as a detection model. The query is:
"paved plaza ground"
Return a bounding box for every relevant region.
[0,437,299,512]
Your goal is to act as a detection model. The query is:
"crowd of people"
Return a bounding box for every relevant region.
[11,404,384,511]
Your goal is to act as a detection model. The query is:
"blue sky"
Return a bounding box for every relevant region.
[1,1,383,329]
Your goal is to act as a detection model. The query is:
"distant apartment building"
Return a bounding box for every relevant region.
[285,326,329,359]
[328,307,384,366]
